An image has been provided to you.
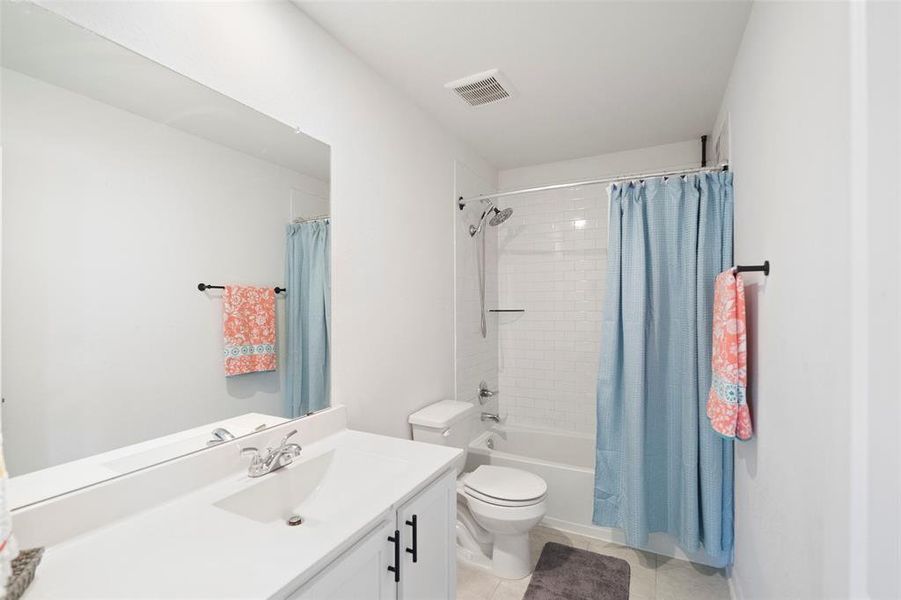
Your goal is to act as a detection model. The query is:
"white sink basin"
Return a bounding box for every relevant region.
[214,448,409,525]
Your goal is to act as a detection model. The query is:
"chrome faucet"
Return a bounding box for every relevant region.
[481,412,501,423]
[207,427,236,446]
[241,429,302,478]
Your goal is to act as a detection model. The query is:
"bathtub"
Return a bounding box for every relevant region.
[465,424,719,566]
[466,425,596,531]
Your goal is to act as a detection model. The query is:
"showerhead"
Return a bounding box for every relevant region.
[489,207,513,226]
[469,202,513,237]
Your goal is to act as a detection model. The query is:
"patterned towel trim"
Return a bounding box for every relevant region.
[711,373,746,405]
[223,344,276,358]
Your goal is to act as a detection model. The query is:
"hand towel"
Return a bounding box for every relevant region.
[0,409,19,596]
[223,286,276,377]
[706,269,753,440]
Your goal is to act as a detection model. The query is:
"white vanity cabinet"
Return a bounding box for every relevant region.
[286,519,398,600]
[288,469,457,600]
[397,469,457,600]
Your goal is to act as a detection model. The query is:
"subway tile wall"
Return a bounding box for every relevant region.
[495,186,608,435]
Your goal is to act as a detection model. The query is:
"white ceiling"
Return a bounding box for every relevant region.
[296,1,751,170]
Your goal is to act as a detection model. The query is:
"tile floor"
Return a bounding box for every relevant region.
[457,526,731,600]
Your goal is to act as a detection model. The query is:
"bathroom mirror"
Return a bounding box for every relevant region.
[0,2,331,507]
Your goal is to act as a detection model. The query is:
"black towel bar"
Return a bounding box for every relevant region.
[197,283,285,293]
[734,261,770,276]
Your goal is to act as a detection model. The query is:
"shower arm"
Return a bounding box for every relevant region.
[469,201,495,237]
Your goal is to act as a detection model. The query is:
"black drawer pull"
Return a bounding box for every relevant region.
[405,515,418,563]
[387,530,400,582]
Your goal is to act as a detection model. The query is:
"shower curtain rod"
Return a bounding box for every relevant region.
[457,163,729,209]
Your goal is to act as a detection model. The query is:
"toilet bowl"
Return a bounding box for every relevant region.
[409,400,548,579]
[460,466,547,578]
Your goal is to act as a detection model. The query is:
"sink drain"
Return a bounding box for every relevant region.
[287,515,304,527]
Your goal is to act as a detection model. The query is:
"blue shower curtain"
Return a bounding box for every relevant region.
[593,172,734,567]
[285,219,331,418]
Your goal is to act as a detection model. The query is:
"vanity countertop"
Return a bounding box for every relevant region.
[23,429,461,599]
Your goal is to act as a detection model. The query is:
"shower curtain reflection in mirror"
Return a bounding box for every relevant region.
[285,219,331,417]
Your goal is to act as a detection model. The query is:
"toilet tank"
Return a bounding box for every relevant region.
[409,400,478,467]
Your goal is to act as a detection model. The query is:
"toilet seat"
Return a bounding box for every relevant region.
[464,487,546,507]
[462,466,547,507]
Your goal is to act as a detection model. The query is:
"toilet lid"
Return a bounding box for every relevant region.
[463,466,547,503]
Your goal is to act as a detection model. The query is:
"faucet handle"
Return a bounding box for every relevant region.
[280,429,298,446]
[478,381,498,404]
[240,446,260,458]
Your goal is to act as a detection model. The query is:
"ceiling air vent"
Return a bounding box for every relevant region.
[445,69,515,107]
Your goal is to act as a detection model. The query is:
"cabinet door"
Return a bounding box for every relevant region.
[398,470,457,600]
[288,519,397,600]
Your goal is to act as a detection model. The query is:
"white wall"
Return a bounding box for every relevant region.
[494,141,700,434]
[860,4,901,597]
[1,68,328,474]
[30,0,496,441]
[498,140,702,189]
[715,3,854,598]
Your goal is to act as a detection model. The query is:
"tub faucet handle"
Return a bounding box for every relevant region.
[478,381,498,402]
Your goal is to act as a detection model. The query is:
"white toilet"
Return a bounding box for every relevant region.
[409,400,547,579]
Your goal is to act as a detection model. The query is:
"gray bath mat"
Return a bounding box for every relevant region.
[523,542,630,600]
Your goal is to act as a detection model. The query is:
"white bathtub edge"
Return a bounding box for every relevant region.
[540,516,723,568]
[466,424,726,571]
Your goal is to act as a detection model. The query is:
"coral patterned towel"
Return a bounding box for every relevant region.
[223,286,277,377]
[706,270,753,440]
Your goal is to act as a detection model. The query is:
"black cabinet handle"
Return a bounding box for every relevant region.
[387,530,400,582]
[405,515,418,563]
